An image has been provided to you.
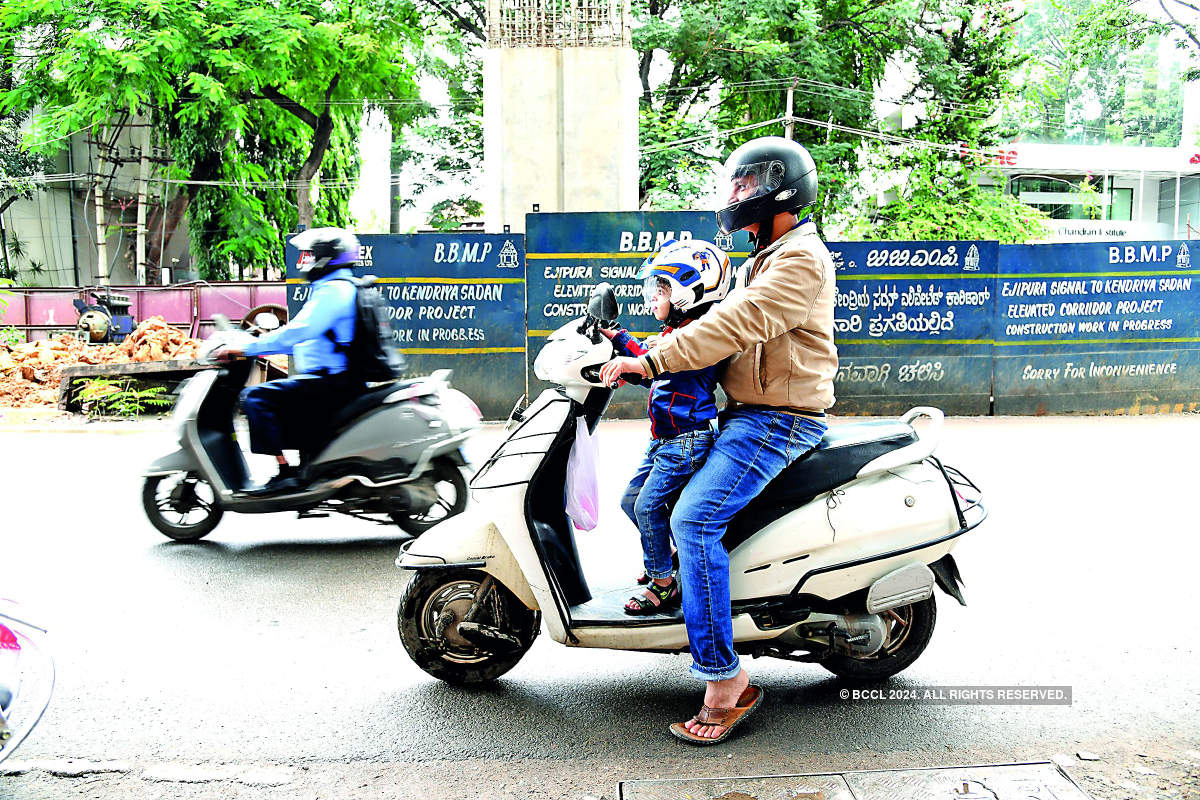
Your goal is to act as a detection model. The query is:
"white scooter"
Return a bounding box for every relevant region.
[393,285,985,685]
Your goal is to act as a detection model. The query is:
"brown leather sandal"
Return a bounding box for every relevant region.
[669,685,764,746]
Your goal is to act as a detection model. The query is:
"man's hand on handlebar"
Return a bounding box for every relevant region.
[599,356,648,387]
[212,346,245,363]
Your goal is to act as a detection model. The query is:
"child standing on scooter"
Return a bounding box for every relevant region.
[601,240,734,615]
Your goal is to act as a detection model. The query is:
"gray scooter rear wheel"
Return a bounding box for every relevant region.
[819,596,936,682]
[393,458,468,535]
[142,472,224,541]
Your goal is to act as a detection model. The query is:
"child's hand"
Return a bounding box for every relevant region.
[642,334,661,349]
[599,356,647,387]
[598,327,617,339]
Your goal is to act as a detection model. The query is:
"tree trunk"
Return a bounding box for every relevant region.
[294,112,334,230]
[262,76,339,231]
[145,190,191,276]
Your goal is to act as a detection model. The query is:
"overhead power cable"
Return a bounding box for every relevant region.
[640,113,1005,161]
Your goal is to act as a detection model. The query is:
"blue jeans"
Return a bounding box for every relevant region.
[620,428,715,580]
[240,373,365,458]
[670,409,827,681]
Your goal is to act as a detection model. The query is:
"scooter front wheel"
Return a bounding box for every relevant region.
[397,568,539,685]
[819,596,936,682]
[142,472,224,541]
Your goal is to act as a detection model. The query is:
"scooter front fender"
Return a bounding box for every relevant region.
[395,506,539,611]
[144,448,197,477]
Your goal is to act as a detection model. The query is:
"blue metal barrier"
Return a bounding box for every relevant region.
[995,240,1200,414]
[286,233,527,419]
[281,223,1200,419]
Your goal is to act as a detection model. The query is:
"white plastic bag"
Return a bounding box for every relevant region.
[564,416,600,531]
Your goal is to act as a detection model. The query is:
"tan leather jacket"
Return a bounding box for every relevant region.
[638,222,838,413]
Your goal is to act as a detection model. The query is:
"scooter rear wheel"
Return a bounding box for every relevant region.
[392,458,469,535]
[397,568,539,685]
[819,596,936,682]
[142,472,224,541]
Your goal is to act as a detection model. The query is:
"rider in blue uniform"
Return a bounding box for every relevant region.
[213,228,367,494]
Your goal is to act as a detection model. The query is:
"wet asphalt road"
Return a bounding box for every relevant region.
[0,414,1198,798]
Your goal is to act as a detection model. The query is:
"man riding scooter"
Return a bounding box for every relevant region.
[599,136,839,744]
[213,227,371,495]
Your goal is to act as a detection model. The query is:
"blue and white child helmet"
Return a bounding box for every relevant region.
[636,239,733,314]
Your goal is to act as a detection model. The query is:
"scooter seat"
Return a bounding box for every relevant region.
[329,379,420,431]
[724,419,918,551]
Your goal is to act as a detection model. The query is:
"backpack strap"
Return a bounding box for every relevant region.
[323,276,360,353]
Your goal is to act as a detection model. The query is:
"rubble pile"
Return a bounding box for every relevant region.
[0,317,201,407]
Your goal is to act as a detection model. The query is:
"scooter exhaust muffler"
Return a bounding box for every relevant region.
[455,622,524,655]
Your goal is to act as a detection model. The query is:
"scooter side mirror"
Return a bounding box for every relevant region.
[587,282,619,324]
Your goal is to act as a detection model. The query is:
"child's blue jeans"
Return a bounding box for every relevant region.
[619,428,716,579]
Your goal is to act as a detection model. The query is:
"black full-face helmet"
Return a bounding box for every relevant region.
[291,227,360,282]
[716,136,818,247]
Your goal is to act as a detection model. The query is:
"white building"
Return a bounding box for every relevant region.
[989,80,1200,241]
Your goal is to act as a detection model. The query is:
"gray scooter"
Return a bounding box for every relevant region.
[141,326,481,541]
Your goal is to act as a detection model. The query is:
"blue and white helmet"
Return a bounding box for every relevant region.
[636,239,733,314]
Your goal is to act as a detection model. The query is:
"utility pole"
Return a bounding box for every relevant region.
[93,130,109,286]
[136,124,150,284]
[784,78,797,140]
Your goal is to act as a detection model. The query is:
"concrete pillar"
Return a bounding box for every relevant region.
[1175,172,1182,237]
[1139,169,1145,222]
[483,2,638,233]
[94,176,108,286]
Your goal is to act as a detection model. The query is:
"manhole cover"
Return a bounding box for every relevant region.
[620,761,1092,800]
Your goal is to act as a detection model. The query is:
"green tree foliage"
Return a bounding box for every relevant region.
[846,154,1050,243]
[1069,0,1200,81]
[0,0,425,278]
[391,2,484,231]
[1005,0,1193,146]
[850,1,1050,243]
[632,0,908,219]
[633,0,1047,243]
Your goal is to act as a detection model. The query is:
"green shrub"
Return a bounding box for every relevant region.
[77,378,174,418]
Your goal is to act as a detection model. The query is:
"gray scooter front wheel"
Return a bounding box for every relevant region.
[142,472,224,541]
[392,458,469,535]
